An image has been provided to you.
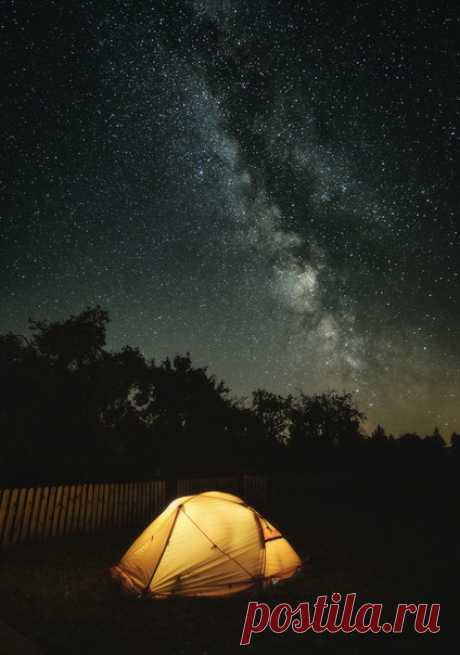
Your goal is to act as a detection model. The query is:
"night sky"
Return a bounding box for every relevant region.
[2,1,459,436]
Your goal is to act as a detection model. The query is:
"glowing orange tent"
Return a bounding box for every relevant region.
[111,491,302,597]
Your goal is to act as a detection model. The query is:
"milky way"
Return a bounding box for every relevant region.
[2,1,459,436]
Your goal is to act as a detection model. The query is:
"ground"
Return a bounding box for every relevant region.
[0,470,455,654]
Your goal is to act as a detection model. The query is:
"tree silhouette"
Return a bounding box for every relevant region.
[28,306,109,368]
[0,305,454,485]
[0,307,150,484]
[451,432,460,459]
[371,424,388,443]
[251,389,293,444]
[139,353,235,476]
[288,391,365,468]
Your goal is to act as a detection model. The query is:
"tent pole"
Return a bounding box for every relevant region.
[142,505,182,596]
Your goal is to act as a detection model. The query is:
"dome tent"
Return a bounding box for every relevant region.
[111,491,302,598]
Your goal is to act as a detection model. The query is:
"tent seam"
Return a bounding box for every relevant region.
[142,504,182,595]
[181,506,259,582]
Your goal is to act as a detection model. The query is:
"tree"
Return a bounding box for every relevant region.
[370,424,388,443]
[0,306,150,484]
[423,427,445,456]
[451,432,460,459]
[288,391,365,468]
[251,389,293,444]
[28,305,109,368]
[140,353,234,476]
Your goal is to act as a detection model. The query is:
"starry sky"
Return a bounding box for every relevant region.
[2,0,459,437]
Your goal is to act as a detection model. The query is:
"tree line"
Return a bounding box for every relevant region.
[0,306,457,486]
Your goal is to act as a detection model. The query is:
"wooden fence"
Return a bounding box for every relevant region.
[0,475,266,549]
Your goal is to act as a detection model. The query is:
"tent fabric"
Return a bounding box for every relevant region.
[111,491,302,598]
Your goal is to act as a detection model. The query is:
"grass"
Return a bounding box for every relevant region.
[0,471,455,654]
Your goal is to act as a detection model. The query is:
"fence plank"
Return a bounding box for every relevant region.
[36,487,50,541]
[44,487,57,540]
[129,483,135,524]
[133,483,139,524]
[140,482,146,522]
[97,483,103,529]
[91,484,100,531]
[150,482,154,515]
[19,488,35,544]
[148,482,154,519]
[101,484,108,529]
[76,485,87,532]
[10,488,27,546]
[50,486,63,537]
[101,484,109,529]
[71,485,82,534]
[131,482,137,524]
[126,483,133,526]
[117,484,124,528]
[76,484,84,533]
[119,483,126,527]
[0,489,12,546]
[110,484,117,527]
[28,486,43,541]
[112,484,120,528]
[2,489,19,547]
[107,484,113,528]
[136,482,142,524]
[84,484,94,533]
[140,482,147,523]
[97,484,105,530]
[103,484,112,529]
[53,486,63,537]
[109,484,117,528]
[152,482,159,515]
[133,482,139,523]
[153,481,158,514]
[60,486,72,536]
[91,483,99,531]
[58,485,69,536]
[65,485,77,535]
[100,484,108,529]
[96,484,104,531]
[122,483,129,527]
[145,482,151,520]
[153,481,159,516]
